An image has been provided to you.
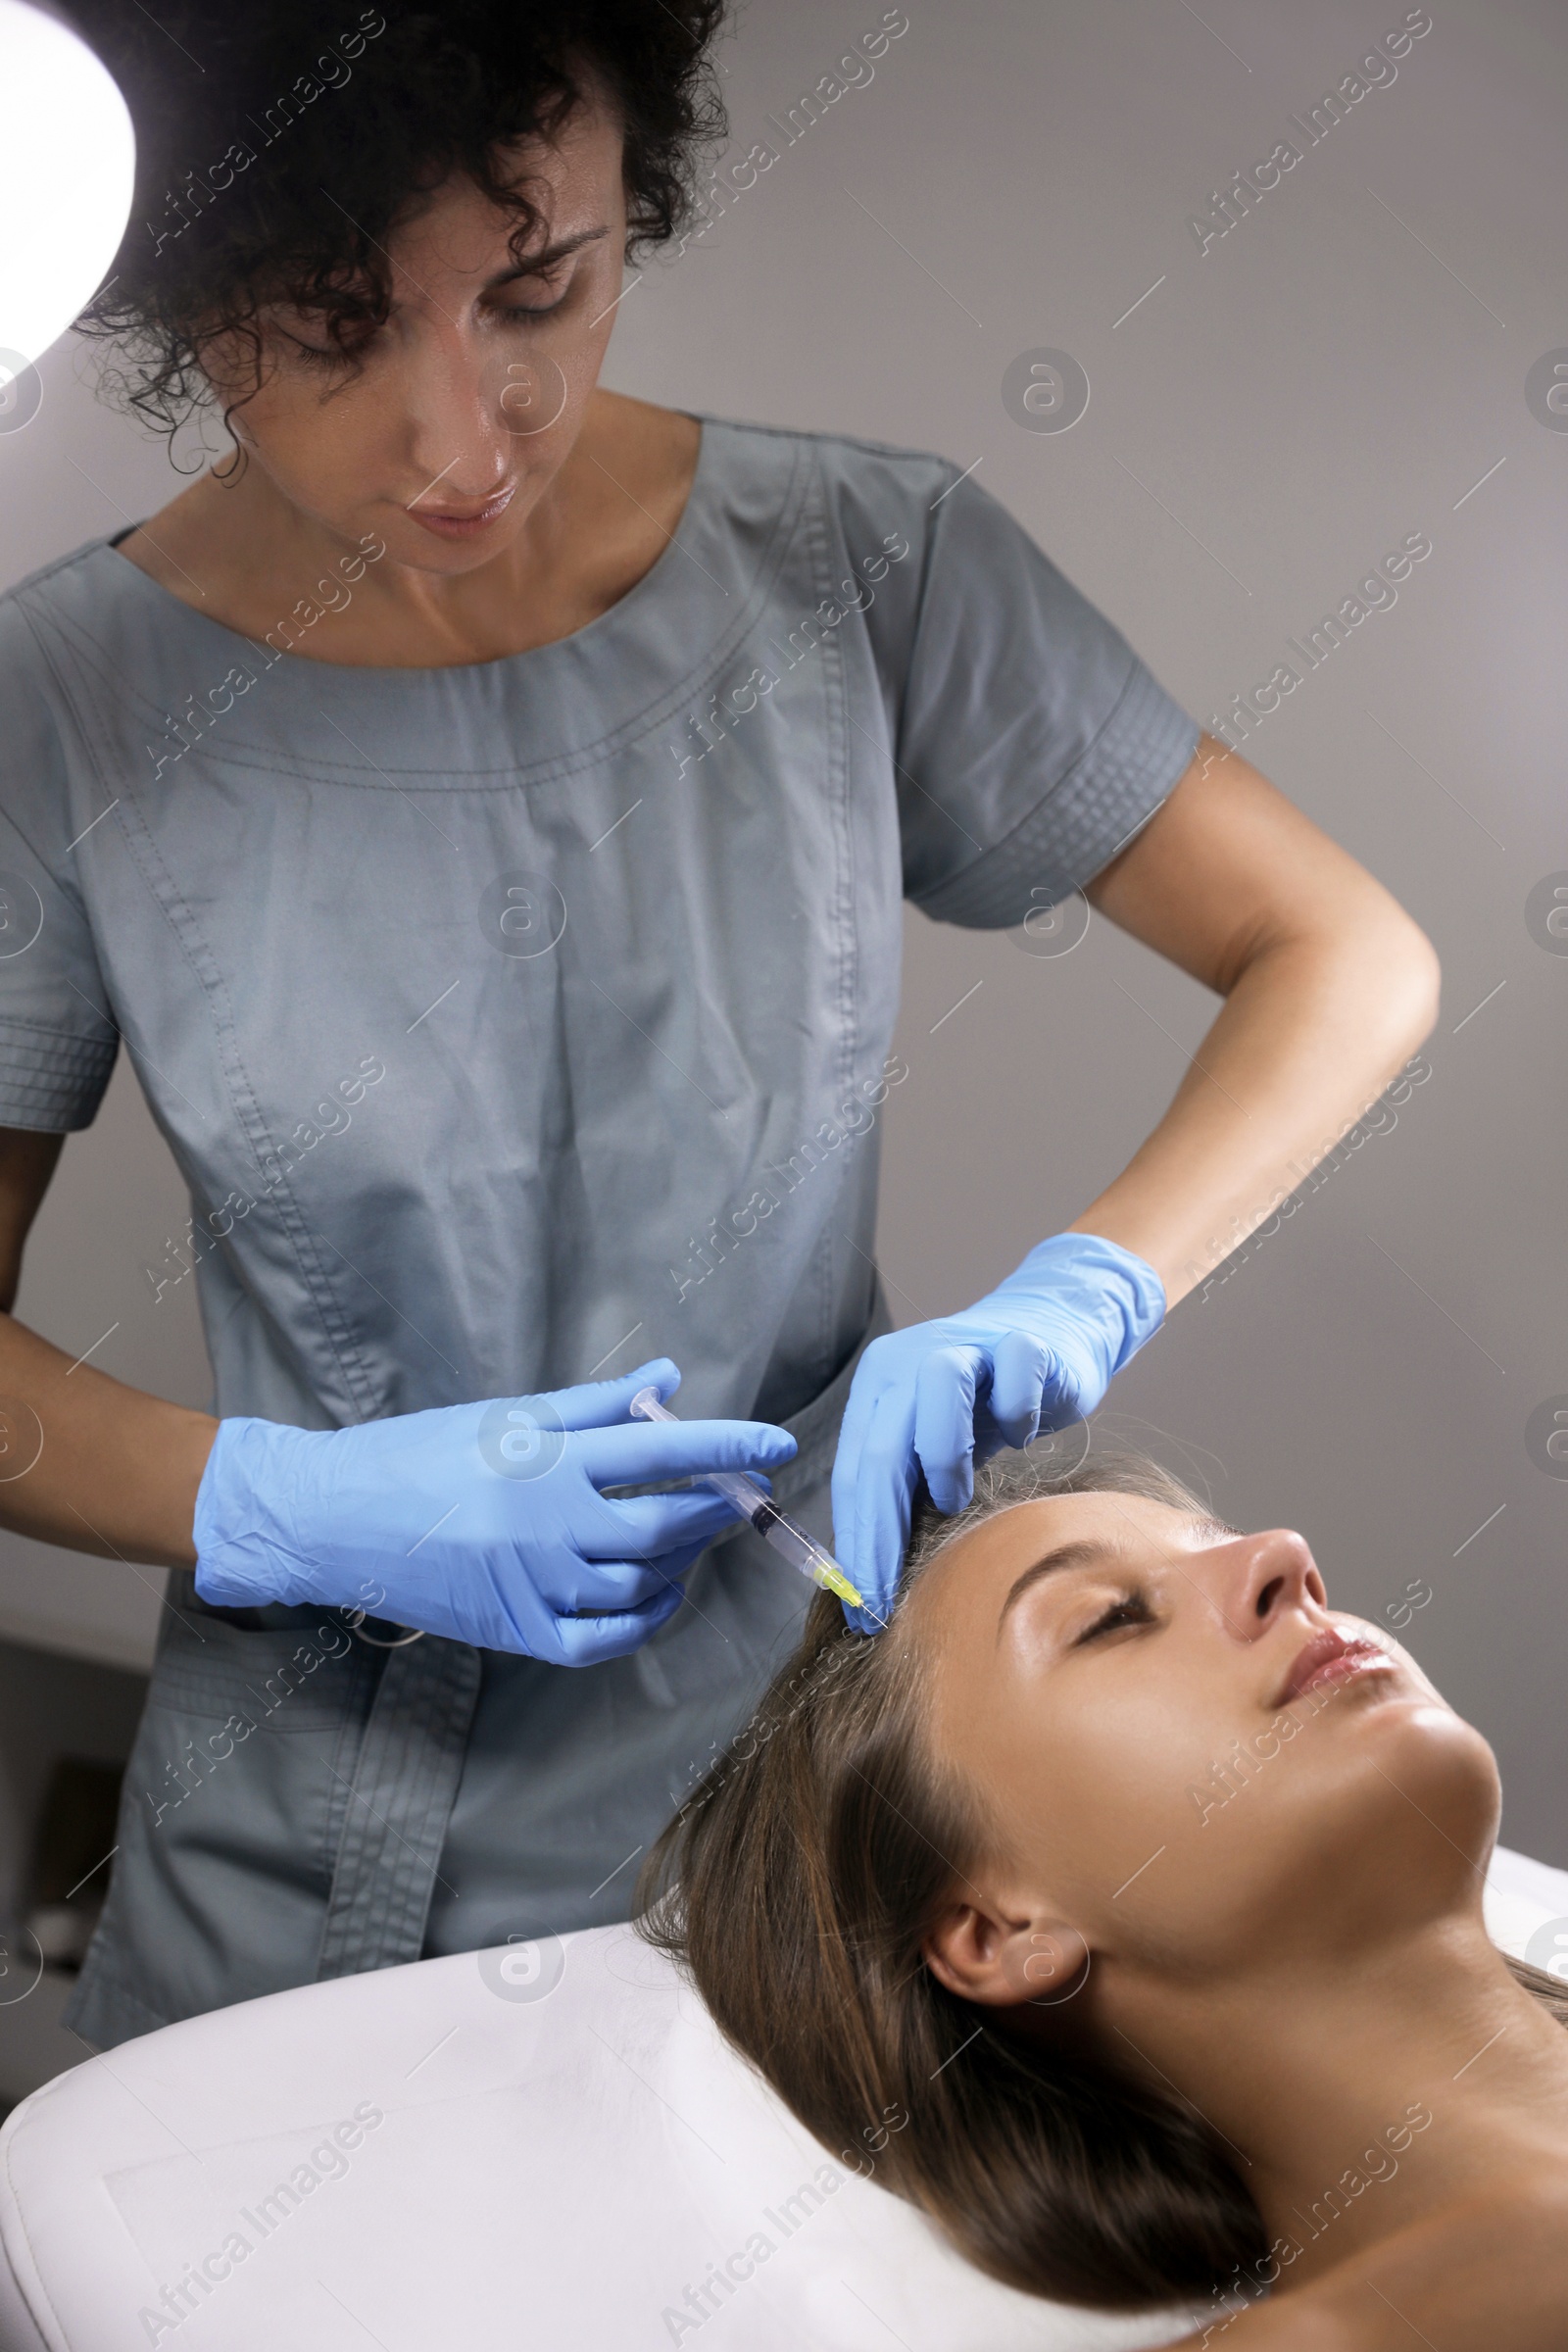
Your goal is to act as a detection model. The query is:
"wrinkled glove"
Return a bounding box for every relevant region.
[193,1360,797,1665]
[831,1234,1164,1632]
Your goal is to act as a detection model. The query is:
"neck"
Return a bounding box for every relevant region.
[1107,1914,1568,2290]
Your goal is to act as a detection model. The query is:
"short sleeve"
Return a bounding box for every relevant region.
[0,599,119,1130]
[858,457,1200,929]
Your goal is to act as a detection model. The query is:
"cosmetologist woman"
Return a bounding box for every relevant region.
[0,0,1438,2046]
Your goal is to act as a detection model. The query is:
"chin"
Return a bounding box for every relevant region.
[1287,1694,1501,1932]
[1316,1628,1500,1845]
[1362,1691,1500,1853]
[1184,1693,1502,1964]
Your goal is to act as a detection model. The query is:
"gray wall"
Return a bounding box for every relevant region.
[2,0,1565,1858]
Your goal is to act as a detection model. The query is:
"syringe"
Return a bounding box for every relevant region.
[628,1386,869,1612]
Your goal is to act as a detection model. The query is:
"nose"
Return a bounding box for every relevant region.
[397,322,514,505]
[1205,1528,1326,1644]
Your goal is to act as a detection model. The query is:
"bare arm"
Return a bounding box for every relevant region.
[0,1128,217,1569]
[1074,736,1440,1304]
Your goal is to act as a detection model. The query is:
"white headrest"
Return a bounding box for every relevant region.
[0,1843,1560,2351]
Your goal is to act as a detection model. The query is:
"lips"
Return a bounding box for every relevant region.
[408,484,516,533]
[1275,1626,1395,1709]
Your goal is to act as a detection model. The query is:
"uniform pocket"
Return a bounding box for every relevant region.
[147,1606,373,1731]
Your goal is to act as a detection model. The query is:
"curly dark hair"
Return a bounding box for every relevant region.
[64,0,729,446]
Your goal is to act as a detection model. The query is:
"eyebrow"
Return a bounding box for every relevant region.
[490,225,611,283]
[998,1539,1120,1636]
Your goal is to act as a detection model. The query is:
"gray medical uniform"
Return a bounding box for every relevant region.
[0,416,1198,2046]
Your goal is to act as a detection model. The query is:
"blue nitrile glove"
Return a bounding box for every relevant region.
[831,1234,1165,1633]
[193,1360,797,1665]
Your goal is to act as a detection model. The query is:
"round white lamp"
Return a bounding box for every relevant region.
[0,0,135,431]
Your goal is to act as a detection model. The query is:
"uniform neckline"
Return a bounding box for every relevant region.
[64,413,820,782]
[101,411,718,682]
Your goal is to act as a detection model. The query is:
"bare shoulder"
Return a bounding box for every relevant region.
[1180,2180,1568,2350]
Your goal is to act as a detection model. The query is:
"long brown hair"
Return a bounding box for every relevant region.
[638,1439,1568,2312]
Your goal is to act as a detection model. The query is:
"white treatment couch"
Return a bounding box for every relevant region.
[0,1844,1562,2352]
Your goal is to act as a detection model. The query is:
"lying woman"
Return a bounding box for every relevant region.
[639,1444,1568,2347]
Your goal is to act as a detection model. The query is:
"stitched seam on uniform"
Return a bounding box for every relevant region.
[0,1070,114,1105]
[34,461,757,752]
[362,1667,452,1964]
[145,1653,364,1720]
[4,534,118,601]
[906,655,1170,908]
[19,598,250,1047]
[61,430,947,795]
[8,428,952,771]
[374,1656,470,1962]
[20,579,273,768]
[318,1677,389,1966]
[0,1040,117,1129]
[0,1016,116,1053]
[320,1645,381,1888]
[389,1647,480,1960]
[62,436,815,792]
[318,1642,478,1975]
[944,687,1197,921]
[29,596,383,1423]
[149,533,806,789]
[111,786,381,1423]
[17,587,185,746]
[355,1706,418,1963]
[803,446,860,1380]
[11,602,127,945]
[0,1093,102,1133]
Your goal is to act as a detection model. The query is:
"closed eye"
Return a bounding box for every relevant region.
[491,261,577,320]
[1076,1591,1154,1644]
[497,291,571,320]
[280,271,576,369]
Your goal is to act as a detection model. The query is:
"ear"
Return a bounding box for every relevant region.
[924,1901,1091,2008]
